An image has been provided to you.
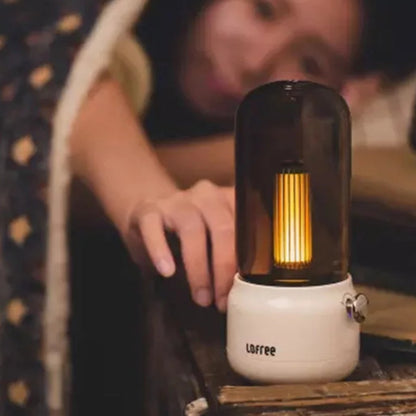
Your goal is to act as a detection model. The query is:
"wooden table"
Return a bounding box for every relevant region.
[142,268,416,416]
[69,208,416,416]
[143,213,416,416]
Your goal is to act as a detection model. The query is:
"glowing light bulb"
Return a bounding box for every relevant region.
[273,168,312,269]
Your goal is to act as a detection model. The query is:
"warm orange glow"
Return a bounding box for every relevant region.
[274,171,312,269]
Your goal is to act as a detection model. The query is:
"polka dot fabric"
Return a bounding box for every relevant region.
[0,0,107,414]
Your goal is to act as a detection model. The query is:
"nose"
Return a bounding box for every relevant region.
[241,48,275,87]
[239,30,292,91]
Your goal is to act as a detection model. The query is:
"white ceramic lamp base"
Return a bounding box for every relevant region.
[226,274,361,384]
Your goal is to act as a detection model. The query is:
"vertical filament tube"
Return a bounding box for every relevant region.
[274,169,312,269]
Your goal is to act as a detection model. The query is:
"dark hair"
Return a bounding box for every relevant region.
[354,0,416,82]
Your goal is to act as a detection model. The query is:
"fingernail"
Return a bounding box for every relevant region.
[217,296,228,313]
[157,259,175,277]
[194,288,212,307]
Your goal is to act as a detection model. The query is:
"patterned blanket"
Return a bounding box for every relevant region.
[0,0,146,414]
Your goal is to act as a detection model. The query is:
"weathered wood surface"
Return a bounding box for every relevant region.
[176,262,416,415]
[69,212,416,415]
[219,379,416,406]
[385,363,416,380]
[182,331,416,414]
[176,297,416,415]
[150,213,416,416]
[162,271,416,415]
[238,404,416,416]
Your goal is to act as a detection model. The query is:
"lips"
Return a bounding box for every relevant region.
[205,64,243,107]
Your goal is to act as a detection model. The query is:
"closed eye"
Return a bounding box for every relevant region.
[253,0,277,21]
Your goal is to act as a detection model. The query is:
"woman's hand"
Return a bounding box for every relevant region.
[123,180,236,312]
[69,77,235,311]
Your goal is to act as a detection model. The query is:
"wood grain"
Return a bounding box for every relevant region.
[219,379,416,408]
[239,401,416,415]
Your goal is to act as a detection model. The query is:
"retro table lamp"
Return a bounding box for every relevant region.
[227,81,368,384]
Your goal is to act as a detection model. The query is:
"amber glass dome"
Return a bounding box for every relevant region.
[236,81,351,286]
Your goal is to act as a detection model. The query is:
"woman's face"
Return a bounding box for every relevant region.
[179,0,361,119]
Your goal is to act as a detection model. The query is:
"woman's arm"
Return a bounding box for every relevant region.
[70,76,177,233]
[70,76,235,311]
